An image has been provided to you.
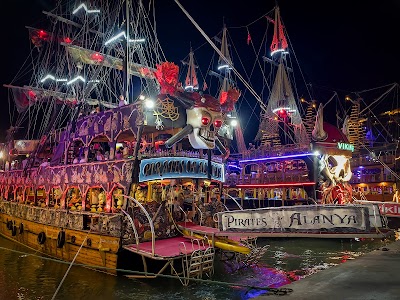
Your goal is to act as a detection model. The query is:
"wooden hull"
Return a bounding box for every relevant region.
[0,212,120,274]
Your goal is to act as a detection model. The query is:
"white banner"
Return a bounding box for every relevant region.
[218,205,368,232]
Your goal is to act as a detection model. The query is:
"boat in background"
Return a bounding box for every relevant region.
[213,6,393,238]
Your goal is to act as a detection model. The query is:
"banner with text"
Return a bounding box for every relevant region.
[218,205,369,232]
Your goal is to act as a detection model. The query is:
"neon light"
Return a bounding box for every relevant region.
[105,31,145,46]
[40,75,67,83]
[217,64,231,70]
[67,76,86,85]
[236,182,315,188]
[337,142,354,152]
[128,38,146,43]
[105,32,125,45]
[272,107,296,114]
[40,75,55,83]
[227,164,242,170]
[271,48,285,56]
[239,152,314,163]
[73,4,100,14]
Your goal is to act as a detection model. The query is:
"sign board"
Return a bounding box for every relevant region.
[377,202,400,217]
[218,205,369,232]
[337,142,354,152]
[139,157,225,182]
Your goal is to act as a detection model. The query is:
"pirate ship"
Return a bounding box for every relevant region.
[0,0,257,284]
[215,6,392,238]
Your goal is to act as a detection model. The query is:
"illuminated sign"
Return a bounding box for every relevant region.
[337,142,354,152]
[217,206,368,232]
[139,157,225,182]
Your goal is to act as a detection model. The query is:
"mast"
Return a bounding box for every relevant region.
[215,25,246,154]
[183,48,199,92]
[256,6,308,148]
[124,0,130,104]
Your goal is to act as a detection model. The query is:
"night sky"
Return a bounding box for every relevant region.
[0,0,399,143]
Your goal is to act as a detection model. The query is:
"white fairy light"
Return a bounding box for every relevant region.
[72,4,100,15]
[67,76,86,85]
[105,31,145,46]
[40,75,56,83]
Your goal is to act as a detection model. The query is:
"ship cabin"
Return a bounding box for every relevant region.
[0,92,227,239]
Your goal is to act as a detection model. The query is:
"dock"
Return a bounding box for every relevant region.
[256,239,400,300]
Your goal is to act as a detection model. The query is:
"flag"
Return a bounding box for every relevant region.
[203,81,208,91]
[247,31,251,45]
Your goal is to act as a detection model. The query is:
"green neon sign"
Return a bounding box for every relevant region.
[337,142,354,152]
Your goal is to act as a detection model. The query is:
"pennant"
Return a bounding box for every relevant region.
[247,31,251,45]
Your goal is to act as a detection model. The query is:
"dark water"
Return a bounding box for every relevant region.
[0,235,395,300]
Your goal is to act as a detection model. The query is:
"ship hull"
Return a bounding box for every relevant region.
[0,212,120,274]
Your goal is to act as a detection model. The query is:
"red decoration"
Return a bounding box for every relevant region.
[153,62,179,95]
[247,31,252,45]
[220,88,241,112]
[91,52,104,62]
[219,91,228,105]
[63,37,72,44]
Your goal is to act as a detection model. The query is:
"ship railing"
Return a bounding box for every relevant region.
[122,195,156,256]
[138,150,223,163]
[241,144,311,160]
[1,201,123,233]
[222,192,244,210]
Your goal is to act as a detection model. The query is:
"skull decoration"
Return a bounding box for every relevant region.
[186,95,223,149]
[319,154,353,204]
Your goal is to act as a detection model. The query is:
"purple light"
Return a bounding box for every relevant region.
[358,166,364,169]
[228,164,242,170]
[239,153,314,163]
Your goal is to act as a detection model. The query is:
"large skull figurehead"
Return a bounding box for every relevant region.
[186,95,223,149]
[322,154,353,184]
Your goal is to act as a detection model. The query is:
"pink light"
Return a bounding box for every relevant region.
[236,182,315,188]
[239,152,314,163]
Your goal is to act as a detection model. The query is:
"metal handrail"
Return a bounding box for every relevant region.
[123,195,156,256]
[222,192,244,210]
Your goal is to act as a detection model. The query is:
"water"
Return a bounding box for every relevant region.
[0,235,395,300]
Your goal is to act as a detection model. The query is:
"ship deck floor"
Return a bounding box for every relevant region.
[123,236,209,260]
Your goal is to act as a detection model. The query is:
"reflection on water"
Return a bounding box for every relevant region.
[0,235,395,300]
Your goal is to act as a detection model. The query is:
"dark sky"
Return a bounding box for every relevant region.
[1,0,399,142]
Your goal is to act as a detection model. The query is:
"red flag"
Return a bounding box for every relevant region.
[247,31,251,45]
[203,81,208,91]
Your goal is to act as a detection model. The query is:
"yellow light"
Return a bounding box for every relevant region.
[345,96,351,101]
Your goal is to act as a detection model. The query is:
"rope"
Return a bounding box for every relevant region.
[51,230,91,300]
[0,246,293,295]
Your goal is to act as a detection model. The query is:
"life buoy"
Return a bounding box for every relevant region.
[11,225,17,236]
[19,223,24,234]
[57,231,66,248]
[37,232,46,244]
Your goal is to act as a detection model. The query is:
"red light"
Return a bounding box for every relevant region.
[201,117,210,126]
[214,119,222,128]
[27,90,36,100]
[38,30,48,39]
[236,182,315,188]
[64,37,72,44]
[91,52,104,62]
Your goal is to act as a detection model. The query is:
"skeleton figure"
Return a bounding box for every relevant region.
[165,94,226,153]
[186,95,223,149]
[319,154,353,204]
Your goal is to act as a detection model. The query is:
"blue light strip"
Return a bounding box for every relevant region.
[239,152,314,163]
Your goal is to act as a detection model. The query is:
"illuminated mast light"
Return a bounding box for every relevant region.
[40,75,56,83]
[105,31,145,46]
[73,4,100,15]
[67,76,86,85]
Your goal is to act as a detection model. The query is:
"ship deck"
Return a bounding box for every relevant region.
[123,236,209,260]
